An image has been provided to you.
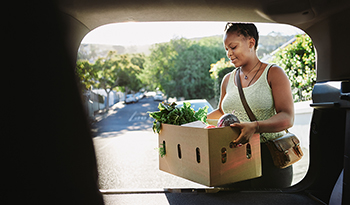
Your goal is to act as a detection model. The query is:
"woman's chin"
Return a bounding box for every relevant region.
[231,61,240,67]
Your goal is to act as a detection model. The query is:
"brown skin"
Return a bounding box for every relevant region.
[207,31,294,145]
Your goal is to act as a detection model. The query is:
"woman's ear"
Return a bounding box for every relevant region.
[249,37,256,49]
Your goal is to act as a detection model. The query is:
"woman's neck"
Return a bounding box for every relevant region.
[241,57,260,73]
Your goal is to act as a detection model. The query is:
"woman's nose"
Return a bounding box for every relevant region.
[227,49,233,58]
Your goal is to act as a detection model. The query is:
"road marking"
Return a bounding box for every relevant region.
[129,111,153,122]
[128,111,137,122]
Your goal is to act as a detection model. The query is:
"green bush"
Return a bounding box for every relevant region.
[271,34,316,102]
[210,58,235,107]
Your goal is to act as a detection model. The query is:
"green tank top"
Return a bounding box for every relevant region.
[221,64,284,142]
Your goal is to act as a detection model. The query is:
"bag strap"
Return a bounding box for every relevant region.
[235,69,257,122]
[235,68,289,137]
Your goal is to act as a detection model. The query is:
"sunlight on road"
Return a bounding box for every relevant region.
[142,103,151,107]
[94,130,207,189]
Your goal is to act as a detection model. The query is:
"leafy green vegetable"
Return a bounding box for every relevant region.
[148,102,209,133]
[155,143,166,158]
[195,105,209,123]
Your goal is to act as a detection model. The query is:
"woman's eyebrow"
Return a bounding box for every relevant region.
[227,42,237,48]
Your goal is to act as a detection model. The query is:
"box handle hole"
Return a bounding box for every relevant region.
[246,143,252,159]
[177,144,182,159]
[162,140,166,155]
[196,147,201,163]
[221,147,227,163]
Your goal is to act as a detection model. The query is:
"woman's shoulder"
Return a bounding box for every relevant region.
[268,64,284,72]
[223,69,235,81]
[221,69,237,87]
[266,64,290,86]
[267,64,288,79]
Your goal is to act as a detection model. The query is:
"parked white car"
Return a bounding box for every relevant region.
[153,92,166,101]
[125,94,137,104]
[135,92,145,101]
[175,99,214,113]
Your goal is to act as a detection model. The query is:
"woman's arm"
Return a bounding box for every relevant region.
[231,65,294,144]
[257,65,294,132]
[207,72,231,119]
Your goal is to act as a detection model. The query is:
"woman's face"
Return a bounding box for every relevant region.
[223,31,255,68]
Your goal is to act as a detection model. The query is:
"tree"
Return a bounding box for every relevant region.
[197,36,226,61]
[76,51,142,110]
[140,38,188,91]
[271,34,316,102]
[130,53,146,70]
[210,58,235,106]
[140,36,226,101]
[125,55,143,92]
[168,44,217,100]
[76,60,97,91]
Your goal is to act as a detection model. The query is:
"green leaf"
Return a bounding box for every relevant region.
[194,105,209,124]
[156,121,161,133]
[158,103,166,111]
[155,143,166,158]
[183,102,191,109]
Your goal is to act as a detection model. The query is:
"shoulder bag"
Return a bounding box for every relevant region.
[235,68,303,169]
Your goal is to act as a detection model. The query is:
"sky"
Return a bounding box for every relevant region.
[81,21,305,46]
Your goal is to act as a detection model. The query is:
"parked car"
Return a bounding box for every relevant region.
[125,94,137,104]
[135,92,145,100]
[145,91,156,97]
[153,92,166,101]
[175,99,214,113]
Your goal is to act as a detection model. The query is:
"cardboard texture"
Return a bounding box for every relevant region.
[158,123,262,187]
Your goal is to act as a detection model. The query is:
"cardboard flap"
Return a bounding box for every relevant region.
[181,121,207,128]
[206,119,218,126]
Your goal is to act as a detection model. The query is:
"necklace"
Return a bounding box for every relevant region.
[240,60,260,80]
[247,62,262,86]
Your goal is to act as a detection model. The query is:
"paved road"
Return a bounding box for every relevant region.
[92,97,157,135]
[92,97,309,190]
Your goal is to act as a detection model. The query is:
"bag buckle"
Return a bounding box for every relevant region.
[293,145,303,157]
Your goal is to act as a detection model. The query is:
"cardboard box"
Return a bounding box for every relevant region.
[158,122,262,187]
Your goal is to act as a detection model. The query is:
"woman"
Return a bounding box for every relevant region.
[208,23,294,188]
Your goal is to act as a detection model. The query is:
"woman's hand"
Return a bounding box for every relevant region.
[230,122,258,146]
